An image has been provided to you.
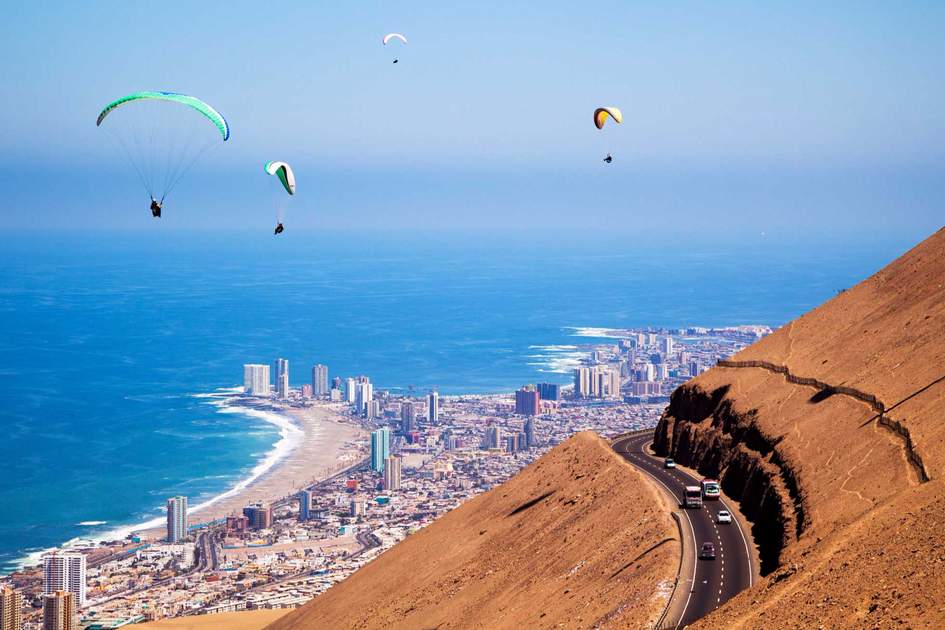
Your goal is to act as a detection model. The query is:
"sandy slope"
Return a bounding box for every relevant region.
[135,609,288,629]
[267,432,678,630]
[655,228,945,628]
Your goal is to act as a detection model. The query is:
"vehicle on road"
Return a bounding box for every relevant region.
[699,542,716,560]
[684,485,703,508]
[717,510,732,524]
[701,478,721,500]
[663,457,676,469]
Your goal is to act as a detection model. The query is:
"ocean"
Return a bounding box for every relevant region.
[0,228,918,572]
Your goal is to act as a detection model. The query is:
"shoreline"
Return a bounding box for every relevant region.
[11,393,366,571]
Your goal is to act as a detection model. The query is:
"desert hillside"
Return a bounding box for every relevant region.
[655,227,945,627]
[267,431,678,630]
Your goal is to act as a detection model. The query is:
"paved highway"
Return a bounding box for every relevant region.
[612,434,754,628]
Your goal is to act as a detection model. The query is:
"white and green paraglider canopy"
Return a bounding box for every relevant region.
[265,161,296,196]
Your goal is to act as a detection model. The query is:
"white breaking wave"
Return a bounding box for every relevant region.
[567,326,628,339]
[12,387,305,571]
[77,521,108,527]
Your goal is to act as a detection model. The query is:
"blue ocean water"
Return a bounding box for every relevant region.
[0,229,919,572]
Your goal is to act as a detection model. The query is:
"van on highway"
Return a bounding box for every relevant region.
[701,478,721,500]
[684,486,703,508]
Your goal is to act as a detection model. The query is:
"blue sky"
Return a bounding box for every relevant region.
[1,2,943,236]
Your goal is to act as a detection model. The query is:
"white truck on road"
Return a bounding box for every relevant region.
[684,485,703,508]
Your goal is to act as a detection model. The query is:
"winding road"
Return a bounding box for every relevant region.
[612,434,754,628]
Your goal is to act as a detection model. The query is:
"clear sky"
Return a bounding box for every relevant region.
[1,2,943,236]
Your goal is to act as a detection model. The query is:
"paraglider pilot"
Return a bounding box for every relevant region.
[274,222,284,235]
[150,198,162,217]
[603,154,613,164]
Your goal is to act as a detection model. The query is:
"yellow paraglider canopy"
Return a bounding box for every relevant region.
[593,107,623,129]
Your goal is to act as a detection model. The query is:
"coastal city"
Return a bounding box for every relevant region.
[0,326,769,630]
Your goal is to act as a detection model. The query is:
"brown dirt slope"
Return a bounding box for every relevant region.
[135,609,289,629]
[654,228,945,628]
[267,431,678,630]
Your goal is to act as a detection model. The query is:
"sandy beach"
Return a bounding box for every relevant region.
[138,401,366,541]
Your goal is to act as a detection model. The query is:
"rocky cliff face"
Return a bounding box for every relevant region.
[656,228,945,627]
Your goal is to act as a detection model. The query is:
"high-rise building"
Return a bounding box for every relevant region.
[243,364,271,397]
[273,358,289,387]
[242,503,273,530]
[42,591,75,630]
[484,425,502,450]
[524,417,536,448]
[400,401,416,434]
[311,364,329,396]
[427,391,439,423]
[383,455,402,491]
[574,367,591,398]
[515,385,541,415]
[0,586,23,630]
[661,336,674,355]
[298,490,312,521]
[344,377,357,403]
[356,382,373,416]
[536,382,560,401]
[370,428,390,473]
[277,371,289,399]
[574,366,620,398]
[43,554,85,608]
[166,496,188,543]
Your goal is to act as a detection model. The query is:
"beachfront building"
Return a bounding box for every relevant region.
[42,591,75,630]
[427,391,439,423]
[1,586,23,630]
[298,489,313,521]
[243,364,271,397]
[273,358,289,386]
[277,372,289,400]
[573,366,621,399]
[166,496,188,543]
[243,503,273,530]
[370,428,390,473]
[311,364,329,397]
[43,554,85,608]
[356,382,373,417]
[383,455,402,491]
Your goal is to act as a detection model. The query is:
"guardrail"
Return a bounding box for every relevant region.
[654,511,684,630]
[610,428,683,630]
[609,427,656,444]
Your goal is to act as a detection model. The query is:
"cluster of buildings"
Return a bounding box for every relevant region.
[571,326,770,404]
[1,326,768,628]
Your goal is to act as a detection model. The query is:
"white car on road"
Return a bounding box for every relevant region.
[716,510,732,524]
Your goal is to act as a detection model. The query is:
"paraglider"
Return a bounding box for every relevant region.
[593,107,622,164]
[97,91,230,217]
[382,33,407,63]
[264,161,296,235]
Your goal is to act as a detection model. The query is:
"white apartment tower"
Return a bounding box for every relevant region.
[166,496,188,543]
[383,455,402,491]
[311,364,329,396]
[356,382,373,415]
[43,554,86,608]
[243,364,271,397]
